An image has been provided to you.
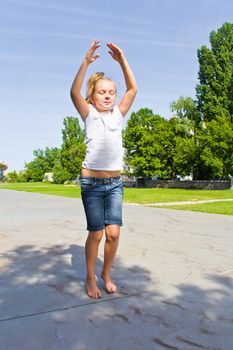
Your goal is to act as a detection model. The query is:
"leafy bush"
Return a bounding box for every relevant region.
[52,161,72,184]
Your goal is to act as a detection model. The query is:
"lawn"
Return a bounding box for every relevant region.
[155,200,233,216]
[123,187,233,204]
[0,182,81,198]
[0,182,232,215]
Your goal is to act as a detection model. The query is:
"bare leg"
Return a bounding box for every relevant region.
[85,230,103,298]
[101,224,120,293]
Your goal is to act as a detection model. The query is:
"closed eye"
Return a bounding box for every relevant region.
[98,90,116,95]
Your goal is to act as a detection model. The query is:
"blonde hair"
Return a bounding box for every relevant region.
[86,72,116,104]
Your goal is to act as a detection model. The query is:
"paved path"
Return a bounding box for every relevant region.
[0,189,233,350]
[147,198,233,206]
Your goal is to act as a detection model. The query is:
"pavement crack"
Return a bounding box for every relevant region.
[0,292,138,323]
[153,338,180,350]
[162,300,186,310]
[176,335,208,348]
[88,318,98,328]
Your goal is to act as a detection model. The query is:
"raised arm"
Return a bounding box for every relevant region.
[107,42,137,117]
[70,40,101,118]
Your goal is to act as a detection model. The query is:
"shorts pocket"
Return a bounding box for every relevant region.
[80,178,95,191]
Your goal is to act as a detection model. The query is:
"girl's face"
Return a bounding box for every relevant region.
[91,79,117,112]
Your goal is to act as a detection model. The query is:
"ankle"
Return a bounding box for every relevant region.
[86,274,96,282]
[101,271,110,280]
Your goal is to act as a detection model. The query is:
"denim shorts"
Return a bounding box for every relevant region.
[80,176,123,231]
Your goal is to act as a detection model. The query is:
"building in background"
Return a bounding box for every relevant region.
[0,161,8,181]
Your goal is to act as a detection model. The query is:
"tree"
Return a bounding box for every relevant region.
[23,117,85,183]
[169,23,233,180]
[196,22,233,122]
[52,160,72,184]
[171,137,197,178]
[170,96,201,126]
[59,117,86,180]
[5,171,19,183]
[24,147,60,182]
[195,117,233,179]
[169,96,204,179]
[124,108,176,179]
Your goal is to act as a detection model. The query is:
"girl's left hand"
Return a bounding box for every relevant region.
[107,42,125,63]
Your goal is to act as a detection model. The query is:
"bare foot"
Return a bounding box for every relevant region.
[101,273,117,293]
[85,278,102,299]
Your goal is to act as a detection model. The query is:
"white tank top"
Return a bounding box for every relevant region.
[82,104,123,171]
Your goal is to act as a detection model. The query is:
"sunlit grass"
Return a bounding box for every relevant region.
[123,187,233,204]
[0,182,81,198]
[154,201,233,216]
[1,182,233,215]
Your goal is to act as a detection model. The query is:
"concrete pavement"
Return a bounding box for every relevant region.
[0,189,233,350]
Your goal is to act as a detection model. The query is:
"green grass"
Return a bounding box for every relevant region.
[155,201,233,216]
[1,182,233,202]
[0,182,81,198]
[123,187,233,204]
[0,182,233,215]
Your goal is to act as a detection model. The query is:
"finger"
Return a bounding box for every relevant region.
[92,46,101,54]
[93,54,100,60]
[107,43,115,50]
[107,42,119,50]
[92,39,100,45]
[91,39,101,49]
[90,44,101,56]
[94,40,101,48]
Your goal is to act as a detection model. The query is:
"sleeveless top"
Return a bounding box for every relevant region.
[82,104,123,171]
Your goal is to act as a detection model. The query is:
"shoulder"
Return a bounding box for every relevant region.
[82,104,98,122]
[113,106,123,119]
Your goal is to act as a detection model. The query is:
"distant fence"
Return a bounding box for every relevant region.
[135,179,231,190]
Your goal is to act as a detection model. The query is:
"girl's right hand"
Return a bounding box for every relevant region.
[85,40,101,64]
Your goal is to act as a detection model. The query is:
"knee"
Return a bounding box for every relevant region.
[105,225,120,242]
[87,230,103,242]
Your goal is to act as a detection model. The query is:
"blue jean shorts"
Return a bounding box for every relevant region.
[80,176,123,231]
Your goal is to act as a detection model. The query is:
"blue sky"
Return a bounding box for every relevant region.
[1,0,232,172]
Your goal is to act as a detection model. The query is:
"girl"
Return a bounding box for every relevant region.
[70,40,137,299]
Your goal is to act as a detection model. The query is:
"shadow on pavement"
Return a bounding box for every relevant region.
[0,242,158,320]
[0,242,233,350]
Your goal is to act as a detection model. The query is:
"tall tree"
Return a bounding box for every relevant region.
[196,22,233,122]
[195,116,233,180]
[170,23,233,180]
[60,116,86,179]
